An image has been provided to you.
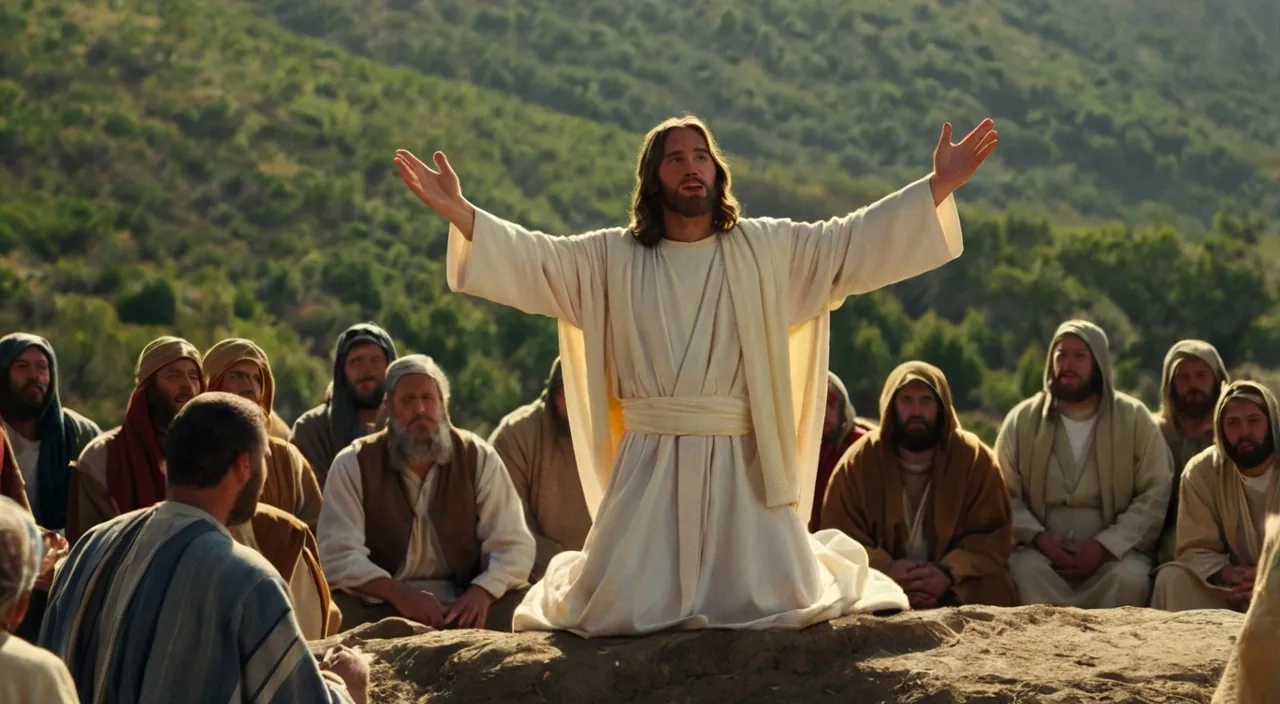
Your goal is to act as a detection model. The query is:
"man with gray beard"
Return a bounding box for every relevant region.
[317,354,534,631]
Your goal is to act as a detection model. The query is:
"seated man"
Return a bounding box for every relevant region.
[1153,381,1278,612]
[318,354,534,631]
[821,361,1016,608]
[996,321,1172,608]
[488,357,591,580]
[811,370,875,531]
[39,393,366,703]
[0,496,77,704]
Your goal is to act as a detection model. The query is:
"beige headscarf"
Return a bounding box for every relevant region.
[135,337,202,385]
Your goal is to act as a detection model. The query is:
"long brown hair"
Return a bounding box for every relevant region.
[628,115,741,247]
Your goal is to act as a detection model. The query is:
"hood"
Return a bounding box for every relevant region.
[825,370,856,443]
[1158,339,1229,424]
[203,338,277,415]
[1041,320,1113,408]
[135,336,203,386]
[0,333,62,425]
[330,322,397,402]
[540,357,565,401]
[877,360,960,447]
[1212,380,1280,465]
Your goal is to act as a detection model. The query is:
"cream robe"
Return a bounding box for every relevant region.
[1152,451,1279,612]
[447,175,962,636]
[1213,513,1280,703]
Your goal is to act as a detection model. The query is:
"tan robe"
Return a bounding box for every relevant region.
[260,436,324,533]
[68,427,121,544]
[447,175,961,636]
[489,398,591,579]
[229,504,341,640]
[1152,451,1276,611]
[996,320,1173,608]
[1212,513,1280,703]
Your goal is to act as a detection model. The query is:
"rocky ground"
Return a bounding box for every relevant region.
[310,605,1241,703]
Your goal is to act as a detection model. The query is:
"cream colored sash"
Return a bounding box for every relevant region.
[621,396,752,436]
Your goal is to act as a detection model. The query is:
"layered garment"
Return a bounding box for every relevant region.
[259,437,323,532]
[68,338,203,543]
[1152,381,1280,612]
[1154,340,1229,565]
[39,502,352,703]
[996,320,1173,608]
[230,504,342,639]
[821,362,1016,606]
[290,323,396,484]
[0,333,102,530]
[318,427,534,622]
[488,363,591,579]
[447,174,961,636]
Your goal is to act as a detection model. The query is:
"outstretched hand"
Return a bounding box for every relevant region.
[394,149,475,237]
[929,118,998,205]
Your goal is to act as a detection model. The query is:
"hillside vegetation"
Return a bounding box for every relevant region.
[1,0,1277,441]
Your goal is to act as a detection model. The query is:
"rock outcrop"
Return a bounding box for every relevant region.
[311,605,1241,702]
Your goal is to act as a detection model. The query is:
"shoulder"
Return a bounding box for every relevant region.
[1111,391,1158,421]
[327,445,362,481]
[61,407,102,437]
[0,634,75,692]
[252,501,308,535]
[75,427,121,479]
[1180,447,1221,484]
[1000,395,1046,428]
[291,405,328,433]
[834,431,882,477]
[267,435,307,465]
[493,401,543,436]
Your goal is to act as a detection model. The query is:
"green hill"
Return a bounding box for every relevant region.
[1,0,1277,442]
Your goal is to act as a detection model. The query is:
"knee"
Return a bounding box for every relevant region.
[1106,553,1154,600]
[1007,547,1052,576]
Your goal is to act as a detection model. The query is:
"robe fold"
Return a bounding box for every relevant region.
[489,359,591,579]
[1,426,31,513]
[1152,381,1280,612]
[1154,339,1229,565]
[0,333,102,530]
[821,361,1016,606]
[1212,513,1280,703]
[39,502,353,703]
[996,320,1173,608]
[447,174,962,636]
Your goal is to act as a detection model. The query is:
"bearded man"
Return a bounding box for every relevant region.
[396,112,995,635]
[488,357,591,580]
[995,320,1173,608]
[821,361,1016,607]
[0,334,101,530]
[317,355,534,631]
[68,337,204,543]
[1152,381,1279,612]
[205,338,323,530]
[1154,340,1230,564]
[291,323,397,485]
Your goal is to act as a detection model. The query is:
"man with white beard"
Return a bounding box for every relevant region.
[317,355,534,631]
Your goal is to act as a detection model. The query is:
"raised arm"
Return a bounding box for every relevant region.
[395,149,605,327]
[786,120,996,322]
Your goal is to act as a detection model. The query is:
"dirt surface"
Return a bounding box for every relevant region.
[310,605,1241,703]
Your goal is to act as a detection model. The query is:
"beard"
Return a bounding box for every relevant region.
[1050,369,1104,404]
[661,179,714,218]
[0,379,47,422]
[349,378,386,410]
[1226,433,1275,472]
[893,414,944,453]
[388,414,453,468]
[146,383,190,432]
[227,461,266,526]
[1172,386,1219,420]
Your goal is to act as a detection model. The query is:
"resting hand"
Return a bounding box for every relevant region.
[445,585,496,630]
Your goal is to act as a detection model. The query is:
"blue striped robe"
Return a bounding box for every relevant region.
[39,501,353,704]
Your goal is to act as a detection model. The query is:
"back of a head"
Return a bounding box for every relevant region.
[166,392,267,489]
[0,496,40,616]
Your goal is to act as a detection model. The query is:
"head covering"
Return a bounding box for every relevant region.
[1041,320,1113,414]
[0,333,101,529]
[107,337,204,514]
[1212,381,1280,466]
[877,361,961,447]
[0,494,41,613]
[1158,339,1229,424]
[203,338,276,415]
[541,357,564,399]
[825,371,856,444]
[384,354,450,407]
[326,323,397,449]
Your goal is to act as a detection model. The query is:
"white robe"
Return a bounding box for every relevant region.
[446,175,962,637]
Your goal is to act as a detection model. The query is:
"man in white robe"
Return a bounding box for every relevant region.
[393,114,997,637]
